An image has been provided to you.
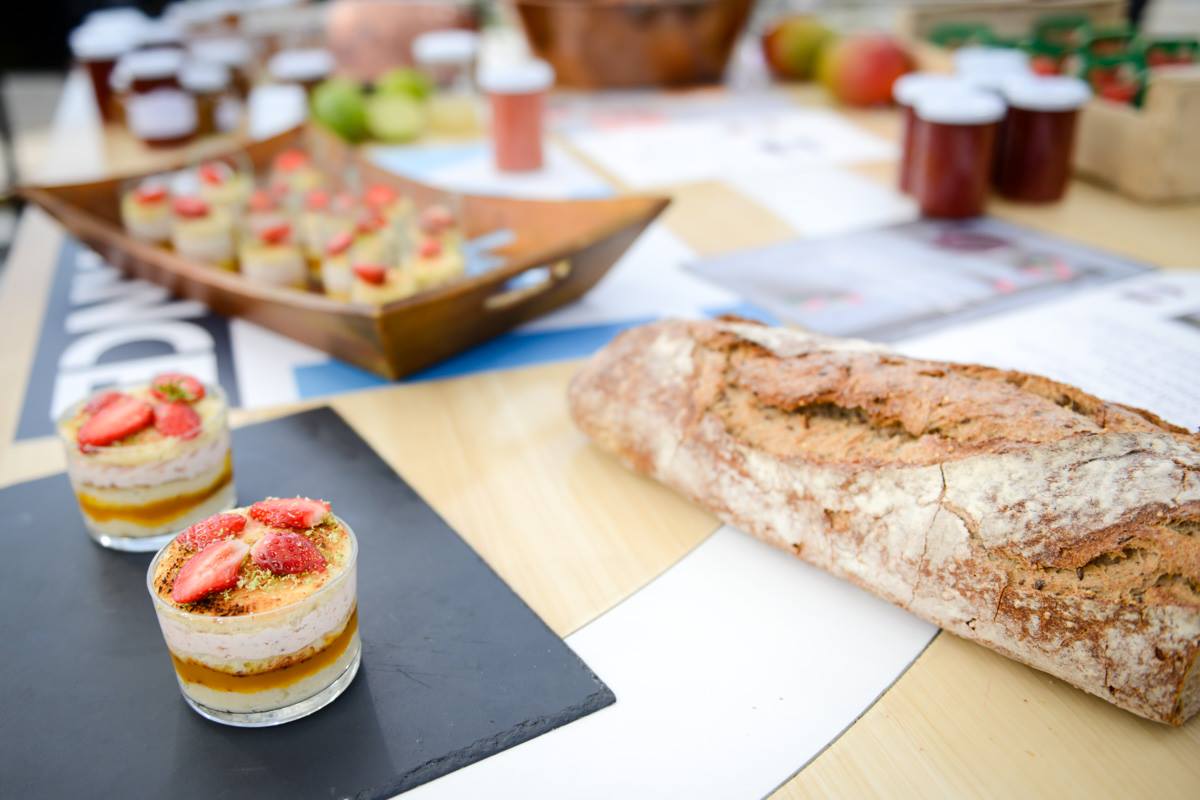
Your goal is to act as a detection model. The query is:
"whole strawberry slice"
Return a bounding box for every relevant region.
[248,497,331,529]
[77,395,154,450]
[173,539,250,603]
[178,512,247,551]
[251,530,327,575]
[154,402,202,439]
[353,263,387,285]
[150,372,205,403]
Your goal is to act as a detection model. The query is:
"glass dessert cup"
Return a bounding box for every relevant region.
[57,383,235,552]
[146,516,360,727]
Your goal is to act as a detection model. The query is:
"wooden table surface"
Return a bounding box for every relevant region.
[2,78,1199,798]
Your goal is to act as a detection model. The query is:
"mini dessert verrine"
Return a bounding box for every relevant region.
[320,230,356,300]
[239,222,307,289]
[146,497,360,727]
[57,373,234,551]
[349,262,417,305]
[407,236,465,290]
[170,196,236,270]
[120,181,173,244]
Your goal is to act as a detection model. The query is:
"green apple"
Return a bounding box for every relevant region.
[375,68,433,101]
[311,78,368,141]
[365,94,427,142]
[762,15,835,81]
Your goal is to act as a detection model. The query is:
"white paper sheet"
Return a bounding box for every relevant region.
[725,165,917,237]
[897,272,1200,431]
[369,142,613,200]
[404,526,936,799]
[568,109,896,189]
[521,225,736,332]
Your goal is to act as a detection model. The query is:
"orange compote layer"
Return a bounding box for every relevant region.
[77,453,233,523]
[171,609,358,693]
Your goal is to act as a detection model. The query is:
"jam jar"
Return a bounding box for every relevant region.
[893,73,972,194]
[123,49,197,148]
[911,90,1005,219]
[994,76,1091,202]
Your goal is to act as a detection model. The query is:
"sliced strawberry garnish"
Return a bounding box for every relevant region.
[364,184,398,209]
[417,238,443,258]
[353,263,387,285]
[178,512,247,551]
[355,212,385,234]
[172,538,249,603]
[198,161,229,185]
[154,402,202,439]
[248,497,331,529]
[77,395,153,450]
[83,390,124,416]
[150,372,205,403]
[250,530,327,575]
[273,148,309,173]
[305,189,330,211]
[134,185,168,205]
[418,204,454,235]
[326,231,354,256]
[259,222,292,245]
[173,196,210,219]
[248,189,276,213]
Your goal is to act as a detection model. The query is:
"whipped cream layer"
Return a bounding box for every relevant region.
[157,565,356,672]
[68,426,231,490]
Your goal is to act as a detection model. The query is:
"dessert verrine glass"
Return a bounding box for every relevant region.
[57,375,235,552]
[146,499,360,727]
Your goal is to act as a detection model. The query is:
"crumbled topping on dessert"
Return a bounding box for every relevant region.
[154,501,350,616]
[64,374,216,453]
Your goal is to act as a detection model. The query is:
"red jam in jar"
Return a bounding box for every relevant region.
[911,91,1005,219]
[995,76,1092,202]
[893,73,972,194]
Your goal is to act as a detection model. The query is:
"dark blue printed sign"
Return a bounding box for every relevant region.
[16,239,240,441]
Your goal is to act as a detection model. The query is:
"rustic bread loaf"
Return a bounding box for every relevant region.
[568,318,1200,725]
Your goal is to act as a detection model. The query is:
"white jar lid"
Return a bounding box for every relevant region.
[82,7,149,31]
[954,46,1031,77]
[477,59,555,95]
[413,30,480,66]
[915,90,1005,125]
[189,37,253,68]
[69,21,140,61]
[268,48,335,82]
[138,19,184,48]
[893,72,974,106]
[181,60,231,92]
[122,48,185,81]
[1003,75,1092,112]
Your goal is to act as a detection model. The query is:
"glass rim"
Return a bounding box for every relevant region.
[56,380,228,455]
[145,511,359,622]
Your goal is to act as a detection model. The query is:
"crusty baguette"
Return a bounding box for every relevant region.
[568,318,1200,725]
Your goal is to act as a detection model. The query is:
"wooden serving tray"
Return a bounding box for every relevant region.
[19,126,669,379]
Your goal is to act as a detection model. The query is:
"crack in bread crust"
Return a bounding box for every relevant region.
[568,319,1200,725]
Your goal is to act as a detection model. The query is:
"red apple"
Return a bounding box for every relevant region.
[818,34,915,106]
[762,16,836,82]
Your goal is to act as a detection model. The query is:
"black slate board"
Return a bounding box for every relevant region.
[0,407,614,799]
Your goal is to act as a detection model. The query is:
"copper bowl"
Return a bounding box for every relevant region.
[326,0,479,82]
[514,0,753,88]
